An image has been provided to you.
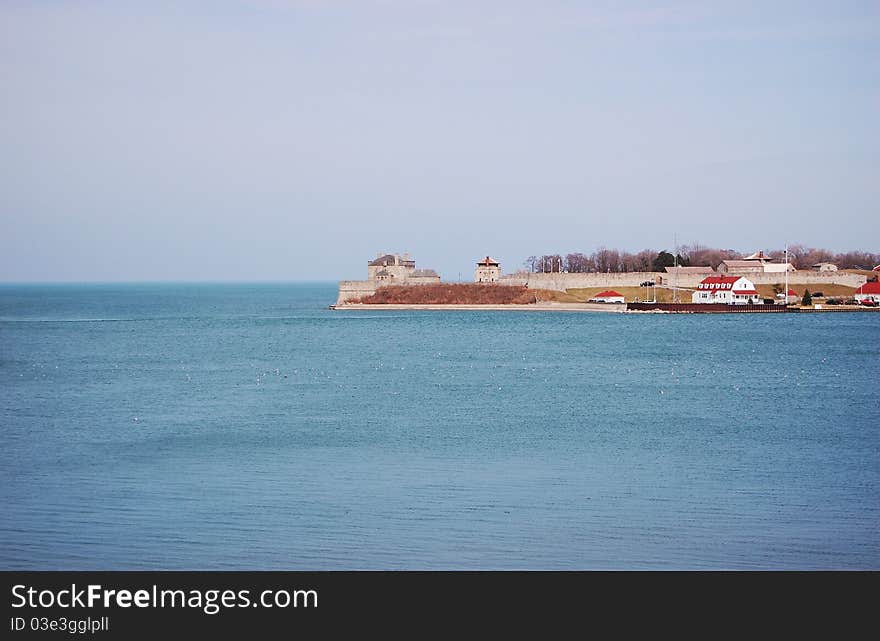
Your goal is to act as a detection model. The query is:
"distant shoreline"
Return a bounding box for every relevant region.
[332,302,880,313]
[333,302,625,312]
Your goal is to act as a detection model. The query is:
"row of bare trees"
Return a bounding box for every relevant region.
[525,249,690,273]
[763,246,880,271]
[523,245,880,273]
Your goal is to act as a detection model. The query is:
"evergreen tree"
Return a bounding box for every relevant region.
[802,289,812,306]
[652,251,676,272]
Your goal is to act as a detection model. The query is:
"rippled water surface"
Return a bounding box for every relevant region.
[1,283,878,569]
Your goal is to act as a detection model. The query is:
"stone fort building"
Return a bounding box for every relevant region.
[474,256,501,283]
[336,252,440,305]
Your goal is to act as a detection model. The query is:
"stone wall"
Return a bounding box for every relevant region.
[336,280,379,305]
[747,271,865,288]
[495,269,865,292]
[367,264,414,280]
[335,277,443,305]
[499,271,672,290]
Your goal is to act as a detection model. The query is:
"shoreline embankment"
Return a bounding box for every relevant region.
[332,302,626,312]
[332,302,879,313]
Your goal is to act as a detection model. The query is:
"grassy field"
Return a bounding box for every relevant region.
[533,289,582,303]
[566,287,690,303]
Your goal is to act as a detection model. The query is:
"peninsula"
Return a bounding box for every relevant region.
[333,251,880,313]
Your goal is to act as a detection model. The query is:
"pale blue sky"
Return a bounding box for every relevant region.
[1,0,877,281]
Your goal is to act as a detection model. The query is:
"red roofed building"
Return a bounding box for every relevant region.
[589,290,625,303]
[692,275,762,305]
[855,281,880,304]
[474,256,501,283]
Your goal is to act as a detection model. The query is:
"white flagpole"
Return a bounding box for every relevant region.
[785,243,789,306]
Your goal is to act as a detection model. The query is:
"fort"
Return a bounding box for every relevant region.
[335,250,868,307]
[337,253,441,305]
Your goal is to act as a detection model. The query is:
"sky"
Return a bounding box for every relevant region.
[1,0,878,281]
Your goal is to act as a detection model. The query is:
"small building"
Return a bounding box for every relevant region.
[718,260,762,274]
[589,290,625,303]
[855,282,880,304]
[474,256,501,283]
[664,266,714,276]
[718,251,794,275]
[811,262,838,272]
[776,288,799,304]
[367,253,440,283]
[692,276,762,305]
[718,259,794,274]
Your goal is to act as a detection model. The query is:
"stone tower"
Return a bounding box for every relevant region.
[474,256,501,283]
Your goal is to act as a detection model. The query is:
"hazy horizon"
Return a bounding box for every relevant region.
[2,1,878,282]
[0,240,876,284]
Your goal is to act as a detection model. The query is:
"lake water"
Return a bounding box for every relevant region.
[1,282,877,569]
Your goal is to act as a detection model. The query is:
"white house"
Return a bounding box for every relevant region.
[589,290,625,303]
[692,276,762,305]
[855,282,880,304]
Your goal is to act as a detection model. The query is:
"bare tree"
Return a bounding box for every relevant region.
[564,252,593,273]
[592,247,621,273]
[834,251,880,270]
[623,249,654,272]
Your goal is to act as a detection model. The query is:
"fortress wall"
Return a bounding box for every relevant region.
[496,270,866,292]
[501,272,670,291]
[336,281,378,305]
[747,271,866,288]
[336,277,443,305]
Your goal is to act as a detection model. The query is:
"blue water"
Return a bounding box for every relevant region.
[1,283,878,569]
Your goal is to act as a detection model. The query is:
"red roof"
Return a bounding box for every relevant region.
[698,276,740,290]
[477,256,499,266]
[732,289,758,295]
[593,290,623,298]
[857,282,880,294]
[700,276,739,285]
